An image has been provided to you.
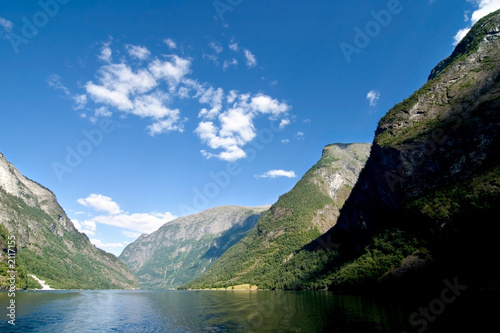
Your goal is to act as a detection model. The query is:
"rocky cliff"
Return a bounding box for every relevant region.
[119,205,268,289]
[183,143,370,289]
[0,153,138,289]
[307,9,500,289]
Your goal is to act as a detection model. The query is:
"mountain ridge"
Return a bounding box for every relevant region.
[185,10,500,291]
[0,152,138,289]
[301,9,500,290]
[119,205,269,289]
[182,143,371,289]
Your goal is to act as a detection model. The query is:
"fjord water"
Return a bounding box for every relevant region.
[0,290,494,332]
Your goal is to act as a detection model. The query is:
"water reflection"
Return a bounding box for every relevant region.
[0,289,466,332]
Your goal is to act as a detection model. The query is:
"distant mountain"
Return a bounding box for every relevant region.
[0,153,138,289]
[183,143,371,289]
[119,205,268,289]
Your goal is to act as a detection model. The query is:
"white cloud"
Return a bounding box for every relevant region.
[203,53,219,65]
[81,220,96,232]
[0,17,13,39]
[73,41,293,159]
[223,58,238,71]
[198,86,224,106]
[84,58,186,134]
[229,40,239,51]
[295,131,304,140]
[281,139,290,144]
[86,83,133,110]
[149,55,191,85]
[73,94,88,110]
[219,108,257,143]
[197,87,224,119]
[454,0,500,45]
[0,17,13,31]
[71,219,82,230]
[77,194,122,215]
[464,10,471,21]
[366,90,380,107]
[469,0,500,24]
[92,212,176,234]
[148,116,185,136]
[279,118,291,129]
[95,106,112,118]
[453,28,471,45]
[77,193,177,234]
[85,63,157,110]
[209,41,223,54]
[227,90,238,103]
[132,92,176,119]
[178,78,204,99]
[164,38,177,49]
[122,231,142,238]
[195,93,290,161]
[99,42,113,62]
[126,44,151,60]
[47,74,70,95]
[90,239,124,248]
[243,49,257,67]
[196,121,247,161]
[256,170,297,179]
[250,93,290,117]
[71,219,96,236]
[75,192,177,247]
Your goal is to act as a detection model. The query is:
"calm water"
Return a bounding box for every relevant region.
[0,289,496,332]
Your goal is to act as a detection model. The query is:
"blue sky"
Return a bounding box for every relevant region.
[1,0,499,256]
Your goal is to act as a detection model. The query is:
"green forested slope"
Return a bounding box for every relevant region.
[183,144,370,289]
[0,154,138,290]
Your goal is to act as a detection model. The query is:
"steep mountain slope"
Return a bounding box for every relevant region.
[0,153,138,289]
[119,205,268,289]
[183,143,370,289]
[302,9,500,290]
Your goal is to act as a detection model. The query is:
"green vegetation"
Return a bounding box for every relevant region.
[0,224,38,290]
[375,80,440,147]
[182,146,365,290]
[256,163,499,291]
[120,206,265,289]
[0,185,137,289]
[434,9,500,74]
[182,228,428,291]
[185,11,500,292]
[376,9,500,148]
[406,165,500,222]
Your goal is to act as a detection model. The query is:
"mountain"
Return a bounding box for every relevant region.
[119,205,268,289]
[183,143,371,289]
[299,9,500,290]
[0,153,138,289]
[187,10,500,291]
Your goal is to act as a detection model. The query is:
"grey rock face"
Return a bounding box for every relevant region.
[320,10,500,253]
[119,205,269,288]
[310,143,371,233]
[0,153,138,289]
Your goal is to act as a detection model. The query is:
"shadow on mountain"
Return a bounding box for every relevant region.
[201,213,261,261]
